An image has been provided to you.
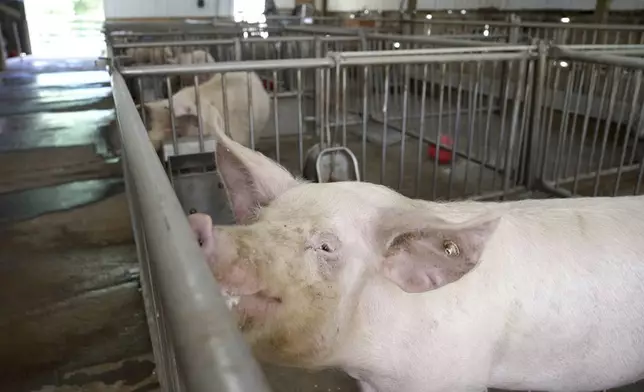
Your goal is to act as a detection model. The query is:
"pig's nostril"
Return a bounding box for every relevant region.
[198,239,203,247]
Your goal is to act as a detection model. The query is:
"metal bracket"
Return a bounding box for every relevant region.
[166,149,235,225]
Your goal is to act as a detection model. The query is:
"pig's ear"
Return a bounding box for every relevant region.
[214,129,299,224]
[378,209,500,293]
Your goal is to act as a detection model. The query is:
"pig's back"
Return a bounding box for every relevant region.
[485,195,644,391]
[200,72,270,147]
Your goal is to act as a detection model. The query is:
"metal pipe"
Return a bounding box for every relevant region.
[332,45,536,58]
[121,57,335,76]
[550,46,644,69]
[111,71,273,392]
[338,51,531,66]
[366,33,507,47]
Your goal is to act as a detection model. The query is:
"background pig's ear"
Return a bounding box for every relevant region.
[378,210,500,293]
[214,128,299,224]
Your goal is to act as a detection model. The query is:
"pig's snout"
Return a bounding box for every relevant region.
[188,213,268,301]
[188,213,215,253]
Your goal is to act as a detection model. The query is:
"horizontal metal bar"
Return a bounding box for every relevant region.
[318,36,363,42]
[283,25,369,35]
[334,44,536,58]
[403,18,644,31]
[562,44,644,51]
[111,70,273,392]
[120,49,530,76]
[112,35,361,50]
[114,38,236,49]
[366,33,506,47]
[336,51,531,66]
[551,46,644,69]
[120,57,334,76]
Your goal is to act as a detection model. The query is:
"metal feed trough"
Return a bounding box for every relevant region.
[107,19,644,392]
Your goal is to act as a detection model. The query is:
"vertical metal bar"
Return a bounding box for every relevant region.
[272,71,281,163]
[414,64,429,198]
[607,71,631,168]
[492,61,514,191]
[381,65,391,185]
[398,64,410,191]
[342,67,348,147]
[572,66,599,195]
[166,77,179,155]
[432,63,446,200]
[138,78,147,126]
[247,72,256,150]
[297,69,305,173]
[361,65,370,181]
[193,76,205,153]
[587,66,611,173]
[527,42,547,189]
[221,73,231,137]
[334,61,341,145]
[552,64,575,186]
[463,61,481,197]
[478,61,496,195]
[502,58,528,198]
[541,63,562,180]
[614,71,642,194]
[592,67,621,196]
[447,62,465,200]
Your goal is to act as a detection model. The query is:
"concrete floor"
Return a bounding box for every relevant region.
[0,56,156,392]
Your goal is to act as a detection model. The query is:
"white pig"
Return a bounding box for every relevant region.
[125,47,175,65]
[142,70,270,149]
[188,129,644,392]
[167,49,217,87]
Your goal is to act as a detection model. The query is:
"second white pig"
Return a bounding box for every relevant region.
[188,129,644,392]
[142,70,269,150]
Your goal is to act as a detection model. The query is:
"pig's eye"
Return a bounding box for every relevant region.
[318,243,332,253]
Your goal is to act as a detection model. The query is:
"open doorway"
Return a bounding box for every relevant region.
[24,0,105,58]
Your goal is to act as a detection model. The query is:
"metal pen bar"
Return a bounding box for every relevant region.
[332,45,536,58]
[113,38,236,48]
[367,33,507,47]
[338,51,531,66]
[551,46,644,69]
[111,71,273,392]
[121,57,335,76]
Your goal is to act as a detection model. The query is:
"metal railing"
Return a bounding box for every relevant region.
[111,69,274,392]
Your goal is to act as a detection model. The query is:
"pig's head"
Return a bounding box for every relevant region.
[139,99,203,149]
[189,132,500,368]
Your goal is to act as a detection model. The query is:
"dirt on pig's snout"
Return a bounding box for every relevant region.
[208,221,348,367]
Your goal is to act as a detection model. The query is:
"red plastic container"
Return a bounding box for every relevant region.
[427,134,454,165]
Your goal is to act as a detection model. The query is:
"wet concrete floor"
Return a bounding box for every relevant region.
[0,56,157,392]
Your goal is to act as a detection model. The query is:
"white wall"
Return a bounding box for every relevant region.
[104,0,233,19]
